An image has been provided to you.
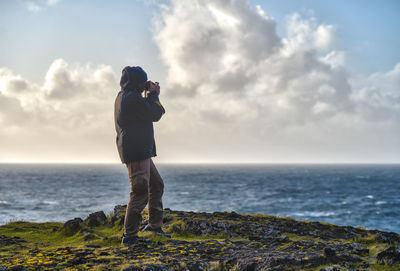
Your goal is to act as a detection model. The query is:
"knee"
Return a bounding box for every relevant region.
[154,178,164,195]
[129,190,148,199]
[128,191,148,211]
[130,176,149,195]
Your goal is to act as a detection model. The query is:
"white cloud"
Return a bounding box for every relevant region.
[153,0,280,97]
[23,0,61,12]
[25,1,42,12]
[314,24,337,49]
[150,0,399,162]
[320,51,345,69]
[153,0,351,126]
[0,59,119,162]
[282,12,337,55]
[47,0,60,6]
[1,0,399,163]
[351,64,400,122]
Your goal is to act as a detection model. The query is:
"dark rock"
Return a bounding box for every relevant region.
[67,257,86,265]
[143,264,171,271]
[122,266,143,271]
[110,205,126,226]
[349,243,369,256]
[377,246,400,265]
[92,258,111,264]
[3,205,398,271]
[320,266,342,271]
[237,260,257,271]
[186,261,209,271]
[8,266,28,271]
[163,214,173,223]
[338,254,362,263]
[224,257,238,269]
[375,231,400,244]
[360,262,370,268]
[278,234,290,242]
[84,211,107,227]
[0,235,26,246]
[229,211,241,218]
[62,217,83,234]
[324,247,337,258]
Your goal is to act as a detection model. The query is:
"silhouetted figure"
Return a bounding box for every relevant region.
[114,66,168,246]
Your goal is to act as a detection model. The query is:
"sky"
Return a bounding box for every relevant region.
[0,0,399,163]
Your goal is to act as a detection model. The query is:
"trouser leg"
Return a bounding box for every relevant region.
[148,158,164,229]
[124,158,150,237]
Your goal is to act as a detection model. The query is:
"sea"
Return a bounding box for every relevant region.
[0,164,399,233]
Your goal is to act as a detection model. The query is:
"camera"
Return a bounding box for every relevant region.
[144,81,155,91]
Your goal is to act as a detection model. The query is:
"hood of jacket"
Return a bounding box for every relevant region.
[120,66,148,91]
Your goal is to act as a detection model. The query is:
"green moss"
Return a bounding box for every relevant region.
[354,233,378,244]
[282,232,325,243]
[0,221,84,249]
[92,264,112,271]
[1,209,398,271]
[165,220,186,233]
[171,231,231,241]
[310,264,340,271]
[369,264,400,271]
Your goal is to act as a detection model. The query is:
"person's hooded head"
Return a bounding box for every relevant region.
[120,66,148,92]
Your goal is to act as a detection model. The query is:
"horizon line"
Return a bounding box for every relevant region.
[0,161,399,165]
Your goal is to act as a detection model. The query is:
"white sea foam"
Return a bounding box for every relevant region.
[42,200,58,205]
[366,195,374,199]
[293,211,335,217]
[375,201,387,205]
[356,175,370,179]
[178,191,190,195]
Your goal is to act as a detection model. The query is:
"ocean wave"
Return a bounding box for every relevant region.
[356,175,370,179]
[42,200,59,205]
[1,164,399,232]
[293,211,335,217]
[178,191,190,195]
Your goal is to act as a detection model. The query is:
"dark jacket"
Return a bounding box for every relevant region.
[114,67,165,163]
[114,90,165,163]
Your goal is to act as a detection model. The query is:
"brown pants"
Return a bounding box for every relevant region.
[123,158,164,237]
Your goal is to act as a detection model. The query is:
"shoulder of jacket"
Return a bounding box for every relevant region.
[123,90,141,99]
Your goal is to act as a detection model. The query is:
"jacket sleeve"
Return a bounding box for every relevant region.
[134,91,166,122]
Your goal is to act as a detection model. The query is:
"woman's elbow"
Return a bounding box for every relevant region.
[152,114,163,122]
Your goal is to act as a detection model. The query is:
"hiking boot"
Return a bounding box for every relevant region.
[121,233,139,246]
[141,224,171,238]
